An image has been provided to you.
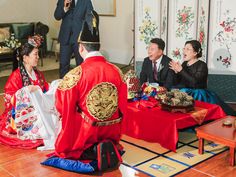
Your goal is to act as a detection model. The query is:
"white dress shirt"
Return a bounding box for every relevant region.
[153,55,163,72]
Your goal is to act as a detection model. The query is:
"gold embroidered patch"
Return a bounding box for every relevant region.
[58,66,82,91]
[86,82,118,121]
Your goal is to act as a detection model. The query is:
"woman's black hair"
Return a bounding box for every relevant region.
[17,43,35,62]
[16,43,42,87]
[185,40,202,58]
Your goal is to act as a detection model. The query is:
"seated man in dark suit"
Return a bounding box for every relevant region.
[140,38,175,89]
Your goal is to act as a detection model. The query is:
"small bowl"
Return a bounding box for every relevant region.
[222,120,232,126]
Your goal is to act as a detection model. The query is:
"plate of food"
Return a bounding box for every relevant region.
[160,89,194,113]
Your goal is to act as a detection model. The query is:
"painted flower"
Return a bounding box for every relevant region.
[216,55,231,68]
[214,11,236,68]
[181,13,188,23]
[220,21,225,27]
[199,31,205,44]
[139,8,158,48]
[197,6,207,61]
[171,48,181,61]
[176,6,194,39]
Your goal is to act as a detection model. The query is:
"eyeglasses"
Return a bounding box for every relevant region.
[183,47,194,51]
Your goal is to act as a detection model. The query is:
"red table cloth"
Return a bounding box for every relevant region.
[121,100,226,151]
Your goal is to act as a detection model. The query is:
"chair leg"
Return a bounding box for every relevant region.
[55,52,58,62]
[40,49,43,66]
[41,57,43,66]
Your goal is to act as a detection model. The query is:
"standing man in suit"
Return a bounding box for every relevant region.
[54,0,93,78]
[140,38,175,89]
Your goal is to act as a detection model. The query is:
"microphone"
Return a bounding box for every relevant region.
[65,0,72,8]
[65,2,71,8]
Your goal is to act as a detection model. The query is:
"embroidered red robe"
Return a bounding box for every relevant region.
[54,56,127,159]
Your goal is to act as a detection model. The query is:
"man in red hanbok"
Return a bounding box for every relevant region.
[54,10,127,171]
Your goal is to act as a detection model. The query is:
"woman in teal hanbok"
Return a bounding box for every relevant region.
[169,40,236,116]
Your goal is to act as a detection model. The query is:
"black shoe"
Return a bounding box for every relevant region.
[106,141,121,169]
[97,142,109,171]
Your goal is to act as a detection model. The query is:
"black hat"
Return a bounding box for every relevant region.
[78,10,100,44]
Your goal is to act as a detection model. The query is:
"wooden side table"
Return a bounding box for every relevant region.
[196,116,236,166]
[0,47,14,71]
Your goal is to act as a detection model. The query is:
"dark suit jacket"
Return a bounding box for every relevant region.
[140,55,175,89]
[54,0,93,45]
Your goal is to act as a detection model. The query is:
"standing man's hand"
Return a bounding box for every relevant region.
[64,0,72,11]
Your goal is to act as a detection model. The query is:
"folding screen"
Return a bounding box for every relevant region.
[134,0,163,76]
[134,0,236,102]
[135,0,161,62]
[160,0,168,50]
[196,0,210,62]
[135,0,210,68]
[167,0,198,62]
[208,0,236,74]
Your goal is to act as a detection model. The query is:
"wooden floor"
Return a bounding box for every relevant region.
[0,144,236,177]
[178,151,236,177]
[0,144,150,177]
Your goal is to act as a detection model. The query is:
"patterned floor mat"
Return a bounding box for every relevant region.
[121,129,228,177]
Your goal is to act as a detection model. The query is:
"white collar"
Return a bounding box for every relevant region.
[26,69,36,81]
[153,55,164,72]
[84,51,103,61]
[152,55,163,66]
[154,55,163,64]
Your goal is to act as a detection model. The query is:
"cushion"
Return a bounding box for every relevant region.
[0,27,10,42]
[12,23,34,39]
[41,156,97,173]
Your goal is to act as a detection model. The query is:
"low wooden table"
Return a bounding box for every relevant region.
[0,47,14,71]
[0,47,13,61]
[196,116,236,166]
[122,101,225,151]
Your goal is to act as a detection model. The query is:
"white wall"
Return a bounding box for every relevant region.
[0,0,51,49]
[0,0,49,25]
[48,0,61,40]
[99,0,134,64]
[0,0,133,64]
